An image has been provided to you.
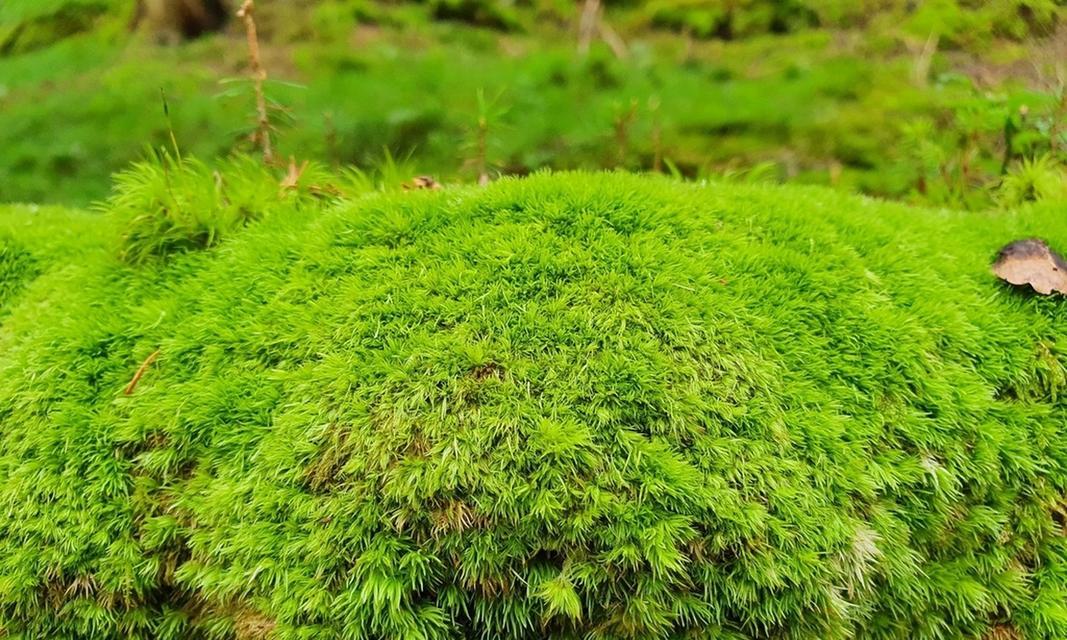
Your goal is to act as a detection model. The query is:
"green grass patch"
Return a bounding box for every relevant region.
[0,169,1065,638]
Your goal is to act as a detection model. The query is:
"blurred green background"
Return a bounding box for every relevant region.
[1,0,1065,209]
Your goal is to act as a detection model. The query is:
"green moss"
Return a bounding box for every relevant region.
[0,239,37,318]
[0,0,114,55]
[106,155,292,264]
[1,170,1065,638]
[0,204,111,317]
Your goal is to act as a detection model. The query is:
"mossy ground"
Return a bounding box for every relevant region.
[1,170,1065,638]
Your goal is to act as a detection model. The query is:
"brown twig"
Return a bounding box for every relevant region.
[679,26,694,65]
[237,0,273,164]
[577,0,600,56]
[323,111,338,166]
[1050,80,1067,155]
[477,113,490,186]
[912,31,939,87]
[597,18,629,60]
[614,99,638,168]
[649,96,662,173]
[577,0,627,59]
[124,349,160,396]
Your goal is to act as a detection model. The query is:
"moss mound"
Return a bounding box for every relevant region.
[1,173,1066,639]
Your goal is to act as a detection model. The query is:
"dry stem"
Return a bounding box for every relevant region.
[577,0,627,59]
[912,31,939,87]
[124,349,160,396]
[477,115,490,186]
[237,0,273,164]
[614,99,638,167]
[577,0,600,56]
[649,97,662,173]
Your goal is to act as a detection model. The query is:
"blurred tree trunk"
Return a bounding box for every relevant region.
[132,0,230,42]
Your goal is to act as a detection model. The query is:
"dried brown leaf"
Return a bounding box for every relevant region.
[405,176,442,190]
[992,238,1067,295]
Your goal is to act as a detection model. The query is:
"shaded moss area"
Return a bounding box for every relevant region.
[0,239,37,318]
[0,0,111,56]
[0,171,1065,638]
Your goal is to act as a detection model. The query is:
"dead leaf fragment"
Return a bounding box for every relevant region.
[405,176,442,190]
[992,238,1067,295]
[983,624,1023,640]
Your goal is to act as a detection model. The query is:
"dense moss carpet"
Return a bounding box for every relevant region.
[1,174,1065,638]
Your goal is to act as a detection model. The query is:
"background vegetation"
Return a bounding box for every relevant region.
[1,0,1066,208]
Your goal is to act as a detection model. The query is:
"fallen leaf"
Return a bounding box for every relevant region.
[405,176,442,190]
[992,238,1067,295]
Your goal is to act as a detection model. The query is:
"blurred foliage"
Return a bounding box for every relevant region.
[0,0,115,55]
[645,0,817,38]
[899,79,1067,209]
[641,0,1063,43]
[999,154,1067,206]
[0,0,1065,209]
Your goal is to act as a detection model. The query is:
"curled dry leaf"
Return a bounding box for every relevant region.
[992,238,1067,295]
